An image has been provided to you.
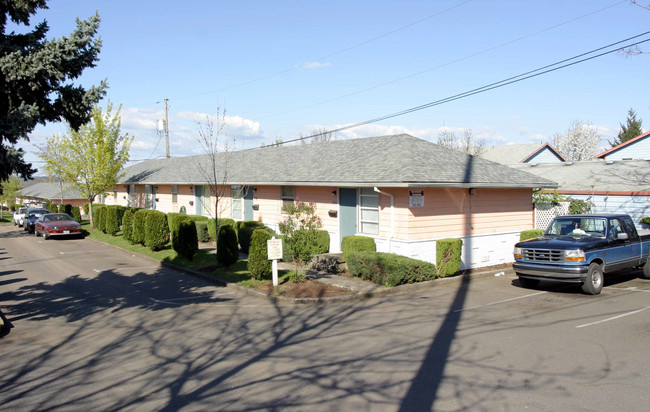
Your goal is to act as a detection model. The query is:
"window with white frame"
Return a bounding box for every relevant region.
[281,186,295,211]
[231,185,242,219]
[359,187,379,235]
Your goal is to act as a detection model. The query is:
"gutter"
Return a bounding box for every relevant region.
[374,187,394,253]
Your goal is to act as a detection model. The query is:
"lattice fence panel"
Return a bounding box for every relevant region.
[534,202,570,230]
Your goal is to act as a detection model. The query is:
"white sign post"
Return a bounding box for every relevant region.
[267,237,283,287]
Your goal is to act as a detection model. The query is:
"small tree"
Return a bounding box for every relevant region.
[173,216,198,261]
[278,200,323,279]
[0,176,23,219]
[436,128,486,156]
[551,120,600,161]
[610,108,643,147]
[217,224,239,266]
[248,229,272,280]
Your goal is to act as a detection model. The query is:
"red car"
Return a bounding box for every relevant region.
[34,213,83,239]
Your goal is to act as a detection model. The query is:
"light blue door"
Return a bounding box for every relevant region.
[244,187,254,221]
[339,188,357,244]
[194,185,202,215]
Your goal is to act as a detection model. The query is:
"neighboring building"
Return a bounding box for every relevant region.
[109,134,556,270]
[595,131,650,161]
[480,143,566,165]
[511,160,650,227]
[18,181,85,209]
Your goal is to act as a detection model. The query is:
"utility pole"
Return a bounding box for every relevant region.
[164,98,170,158]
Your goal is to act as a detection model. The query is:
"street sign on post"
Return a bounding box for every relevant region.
[267,237,283,286]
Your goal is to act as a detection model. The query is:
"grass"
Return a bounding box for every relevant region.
[81,221,287,286]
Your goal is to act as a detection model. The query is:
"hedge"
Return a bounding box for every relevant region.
[132,209,150,245]
[208,218,235,241]
[217,224,239,266]
[70,206,82,222]
[144,210,170,251]
[342,236,376,261]
[173,215,198,260]
[436,238,463,277]
[122,209,135,243]
[105,206,120,236]
[195,221,210,242]
[346,251,437,287]
[96,206,107,233]
[520,229,544,241]
[237,221,266,253]
[167,212,186,238]
[247,229,272,280]
[62,204,73,215]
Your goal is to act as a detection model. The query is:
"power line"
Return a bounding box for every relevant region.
[275,31,650,146]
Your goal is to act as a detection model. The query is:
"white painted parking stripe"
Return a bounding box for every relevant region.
[576,306,650,329]
[149,294,236,304]
[453,291,546,312]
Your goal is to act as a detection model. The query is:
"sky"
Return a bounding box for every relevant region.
[14,0,650,172]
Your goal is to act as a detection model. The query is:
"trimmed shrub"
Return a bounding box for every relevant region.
[520,229,544,241]
[145,210,170,251]
[217,224,239,266]
[640,217,650,226]
[96,206,107,233]
[122,209,135,243]
[314,230,330,254]
[569,198,591,215]
[173,215,198,261]
[196,221,210,242]
[187,214,209,222]
[83,202,90,215]
[436,238,463,277]
[342,236,376,261]
[208,218,235,241]
[62,204,73,215]
[132,209,149,245]
[167,212,185,237]
[70,206,82,222]
[347,251,437,287]
[104,206,120,235]
[237,221,266,253]
[248,229,273,280]
[48,202,59,213]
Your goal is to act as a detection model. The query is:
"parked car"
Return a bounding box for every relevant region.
[23,208,51,234]
[13,207,28,227]
[34,213,83,239]
[513,214,650,295]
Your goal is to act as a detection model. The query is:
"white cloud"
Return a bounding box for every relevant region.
[301,61,331,69]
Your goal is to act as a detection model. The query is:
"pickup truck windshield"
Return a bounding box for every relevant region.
[545,217,607,238]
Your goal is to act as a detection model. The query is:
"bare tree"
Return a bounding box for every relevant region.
[623,1,649,55]
[551,120,600,161]
[299,126,336,144]
[194,108,246,247]
[436,128,486,156]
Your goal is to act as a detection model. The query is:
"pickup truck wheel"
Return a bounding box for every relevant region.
[582,263,604,295]
[642,257,650,280]
[517,276,539,289]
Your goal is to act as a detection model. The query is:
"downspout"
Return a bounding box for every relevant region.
[374,187,394,253]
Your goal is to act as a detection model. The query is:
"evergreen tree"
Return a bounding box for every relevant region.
[0,1,107,180]
[610,108,643,147]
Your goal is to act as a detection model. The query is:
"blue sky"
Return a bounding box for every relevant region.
[18,0,650,170]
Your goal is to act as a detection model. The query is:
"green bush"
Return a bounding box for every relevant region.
[145,210,170,251]
[208,218,235,241]
[105,206,120,236]
[347,251,437,287]
[520,229,544,241]
[217,224,239,266]
[83,202,90,215]
[237,221,266,253]
[62,204,73,215]
[167,212,186,237]
[48,202,59,213]
[314,230,330,254]
[132,209,149,245]
[96,206,107,233]
[640,217,650,226]
[248,229,272,280]
[342,236,376,261]
[122,209,135,242]
[436,238,463,277]
[195,221,210,242]
[568,198,591,215]
[172,215,198,261]
[70,206,82,222]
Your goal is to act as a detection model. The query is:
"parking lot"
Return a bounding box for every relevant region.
[1,223,649,411]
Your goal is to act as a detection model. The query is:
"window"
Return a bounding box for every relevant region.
[281,186,295,211]
[359,187,379,235]
[231,186,242,219]
[171,185,178,203]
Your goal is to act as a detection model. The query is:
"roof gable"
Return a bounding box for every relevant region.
[595,131,650,160]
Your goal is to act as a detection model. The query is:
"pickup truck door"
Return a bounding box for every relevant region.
[604,217,641,272]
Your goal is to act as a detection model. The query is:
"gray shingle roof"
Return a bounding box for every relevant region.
[121,134,557,189]
[511,160,650,192]
[20,182,83,200]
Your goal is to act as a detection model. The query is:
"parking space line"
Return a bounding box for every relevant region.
[454,291,546,312]
[150,294,235,305]
[604,286,650,293]
[93,266,160,273]
[576,306,650,328]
